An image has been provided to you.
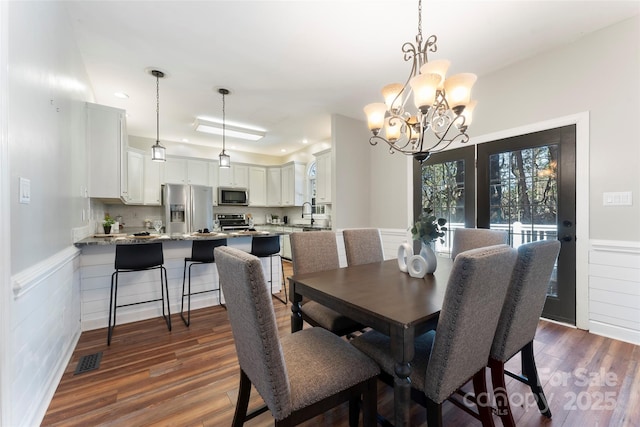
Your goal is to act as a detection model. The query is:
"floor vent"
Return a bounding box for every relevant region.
[74,352,103,375]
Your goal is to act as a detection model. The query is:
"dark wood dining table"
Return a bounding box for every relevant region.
[288,257,453,427]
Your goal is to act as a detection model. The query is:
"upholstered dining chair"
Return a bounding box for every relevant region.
[214,246,379,427]
[343,228,384,266]
[351,244,518,427]
[489,239,561,426]
[450,228,509,259]
[289,231,363,336]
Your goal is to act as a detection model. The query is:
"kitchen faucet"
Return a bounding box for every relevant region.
[302,202,315,226]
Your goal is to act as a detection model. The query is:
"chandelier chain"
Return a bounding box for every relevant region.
[417,0,422,38]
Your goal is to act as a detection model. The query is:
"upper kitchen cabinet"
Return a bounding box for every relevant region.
[266,167,282,206]
[314,149,332,204]
[209,161,219,204]
[143,153,163,205]
[281,161,305,206]
[219,163,249,188]
[164,157,211,186]
[87,103,127,200]
[249,166,267,206]
[123,149,144,204]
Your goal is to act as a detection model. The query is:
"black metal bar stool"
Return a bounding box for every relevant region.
[250,235,287,305]
[108,242,171,345]
[181,238,228,326]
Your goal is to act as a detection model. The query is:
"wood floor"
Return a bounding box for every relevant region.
[43,262,640,427]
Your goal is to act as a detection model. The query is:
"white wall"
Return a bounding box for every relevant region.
[471,15,640,242]
[4,2,92,425]
[332,114,373,229]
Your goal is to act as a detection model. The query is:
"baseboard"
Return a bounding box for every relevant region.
[589,320,640,345]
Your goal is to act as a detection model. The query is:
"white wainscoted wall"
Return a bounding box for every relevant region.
[588,240,640,345]
[9,247,82,427]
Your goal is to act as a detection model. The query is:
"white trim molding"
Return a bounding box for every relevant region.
[12,245,80,298]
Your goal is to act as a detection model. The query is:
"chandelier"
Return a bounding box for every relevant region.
[150,69,166,162]
[363,0,478,163]
[218,88,231,168]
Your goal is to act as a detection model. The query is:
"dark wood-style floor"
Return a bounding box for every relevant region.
[43,262,640,426]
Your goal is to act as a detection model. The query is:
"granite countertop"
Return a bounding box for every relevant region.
[75,229,285,246]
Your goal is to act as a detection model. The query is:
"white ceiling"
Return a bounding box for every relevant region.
[64,0,639,157]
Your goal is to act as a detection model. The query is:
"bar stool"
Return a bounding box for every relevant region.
[181,238,228,326]
[250,235,287,305]
[108,242,171,345]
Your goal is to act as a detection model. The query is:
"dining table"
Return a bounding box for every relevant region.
[288,257,454,427]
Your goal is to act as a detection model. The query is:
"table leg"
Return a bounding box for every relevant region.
[390,327,415,427]
[289,279,303,333]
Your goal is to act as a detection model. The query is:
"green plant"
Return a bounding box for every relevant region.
[103,215,115,227]
[410,209,447,244]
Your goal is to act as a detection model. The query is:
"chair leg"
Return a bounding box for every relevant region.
[489,358,515,427]
[269,254,287,305]
[521,341,551,418]
[362,377,377,427]
[472,369,495,427]
[161,266,171,331]
[280,255,288,303]
[425,398,443,427]
[348,398,359,427]
[107,271,118,345]
[232,369,252,427]
[180,260,190,326]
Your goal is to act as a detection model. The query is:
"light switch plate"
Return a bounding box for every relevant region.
[19,177,31,204]
[603,191,632,206]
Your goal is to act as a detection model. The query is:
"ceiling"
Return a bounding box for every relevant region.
[64,0,639,157]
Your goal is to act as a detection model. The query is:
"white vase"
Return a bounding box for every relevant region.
[420,241,438,274]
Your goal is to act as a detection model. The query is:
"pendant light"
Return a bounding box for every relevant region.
[150,69,166,162]
[218,88,231,168]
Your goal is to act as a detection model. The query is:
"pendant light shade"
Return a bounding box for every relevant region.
[150,69,166,162]
[218,88,231,168]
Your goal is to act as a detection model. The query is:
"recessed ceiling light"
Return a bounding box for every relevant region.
[302,139,308,144]
[114,92,129,99]
[281,149,287,153]
[231,145,237,150]
[181,138,189,143]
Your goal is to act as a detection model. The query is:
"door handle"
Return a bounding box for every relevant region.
[560,235,573,242]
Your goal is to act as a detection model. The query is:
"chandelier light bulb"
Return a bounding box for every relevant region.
[420,59,451,87]
[363,103,387,134]
[385,117,402,142]
[443,73,477,109]
[409,73,441,111]
[381,83,405,113]
[459,99,477,127]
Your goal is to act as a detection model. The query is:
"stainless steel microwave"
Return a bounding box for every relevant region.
[218,187,249,206]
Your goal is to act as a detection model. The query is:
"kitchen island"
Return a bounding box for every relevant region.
[75,229,287,331]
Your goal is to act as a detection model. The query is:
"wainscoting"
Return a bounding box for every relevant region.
[9,246,82,427]
[589,239,640,345]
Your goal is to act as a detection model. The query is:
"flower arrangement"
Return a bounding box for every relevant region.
[410,208,447,244]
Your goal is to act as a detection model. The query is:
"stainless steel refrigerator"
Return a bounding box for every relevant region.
[163,184,213,235]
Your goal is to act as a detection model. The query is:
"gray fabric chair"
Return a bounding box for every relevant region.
[289,231,363,336]
[214,246,379,427]
[351,244,518,427]
[490,239,561,426]
[450,228,509,259]
[343,228,384,266]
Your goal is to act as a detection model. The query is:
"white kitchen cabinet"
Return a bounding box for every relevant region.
[143,153,163,205]
[163,157,211,186]
[281,162,305,206]
[209,161,219,204]
[86,103,127,200]
[219,164,249,188]
[267,167,282,206]
[123,149,144,204]
[314,149,332,204]
[249,166,267,206]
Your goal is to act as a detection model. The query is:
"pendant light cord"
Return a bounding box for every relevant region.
[156,73,160,143]
[222,90,226,152]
